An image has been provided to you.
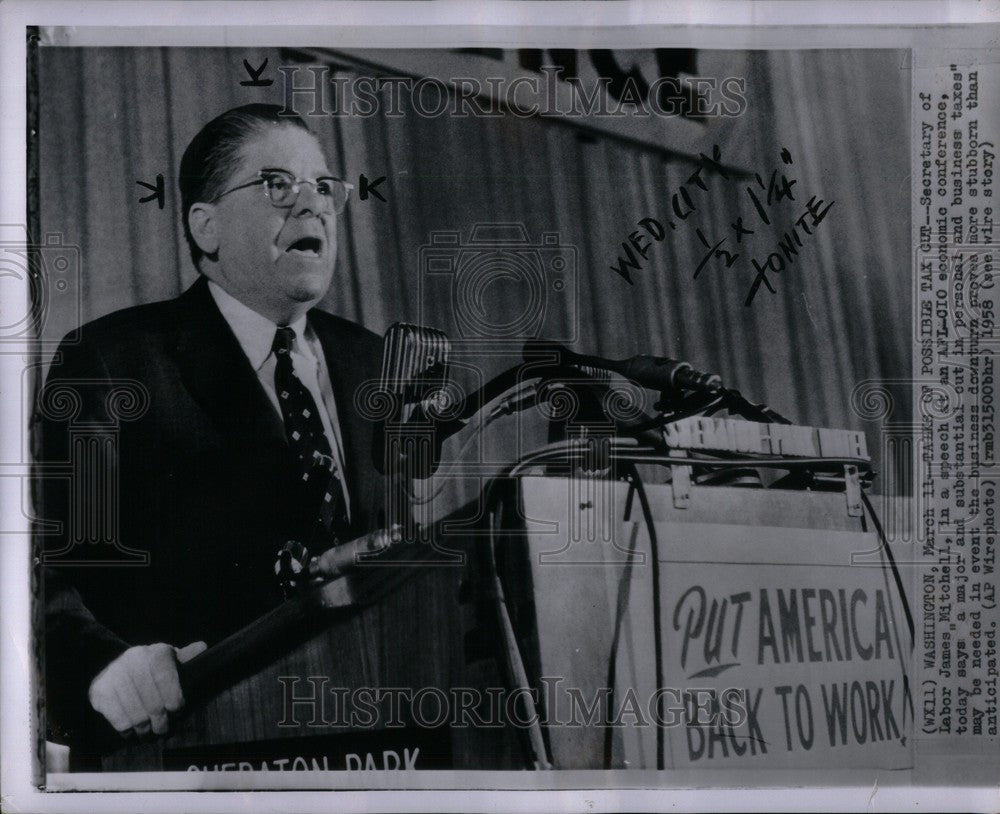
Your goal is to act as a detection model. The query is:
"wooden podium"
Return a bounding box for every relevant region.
[100,544,505,772]
[96,472,913,774]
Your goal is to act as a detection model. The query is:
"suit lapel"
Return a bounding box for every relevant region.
[168,278,383,534]
[170,277,290,463]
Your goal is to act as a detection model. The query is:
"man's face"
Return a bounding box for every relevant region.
[207,125,338,321]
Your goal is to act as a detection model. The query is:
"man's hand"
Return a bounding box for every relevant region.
[88,641,207,737]
[308,525,403,580]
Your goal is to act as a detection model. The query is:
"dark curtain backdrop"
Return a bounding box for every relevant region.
[37,47,911,483]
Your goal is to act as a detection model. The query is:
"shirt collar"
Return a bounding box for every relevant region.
[207,279,310,372]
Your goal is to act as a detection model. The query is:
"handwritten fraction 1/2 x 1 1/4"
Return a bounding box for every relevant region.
[609,147,835,305]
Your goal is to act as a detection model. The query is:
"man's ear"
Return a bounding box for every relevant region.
[188,203,219,257]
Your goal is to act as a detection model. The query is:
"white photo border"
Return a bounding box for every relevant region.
[3,1,999,811]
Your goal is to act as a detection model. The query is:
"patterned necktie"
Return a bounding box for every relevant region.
[272,326,349,545]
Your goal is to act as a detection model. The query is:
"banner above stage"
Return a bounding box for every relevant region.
[277,47,751,161]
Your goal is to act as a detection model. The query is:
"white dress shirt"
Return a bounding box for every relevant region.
[207,280,351,518]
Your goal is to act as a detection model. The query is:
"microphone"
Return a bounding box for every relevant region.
[522,340,722,395]
[379,323,452,419]
[375,323,452,478]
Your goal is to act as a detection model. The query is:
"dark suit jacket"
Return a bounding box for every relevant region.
[35,277,386,747]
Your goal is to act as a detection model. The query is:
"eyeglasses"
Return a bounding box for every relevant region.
[211,169,354,214]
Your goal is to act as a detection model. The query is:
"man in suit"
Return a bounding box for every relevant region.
[36,104,392,756]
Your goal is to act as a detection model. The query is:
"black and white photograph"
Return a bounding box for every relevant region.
[1,2,998,811]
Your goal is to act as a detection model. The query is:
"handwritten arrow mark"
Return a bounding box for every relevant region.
[359,173,387,202]
[136,174,165,209]
[241,58,273,87]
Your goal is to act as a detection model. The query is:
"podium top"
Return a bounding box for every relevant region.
[663,416,869,461]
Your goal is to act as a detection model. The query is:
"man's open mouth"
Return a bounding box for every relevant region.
[286,237,323,257]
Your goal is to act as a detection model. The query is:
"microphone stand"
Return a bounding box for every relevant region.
[430,359,795,460]
[712,386,793,425]
[630,384,792,441]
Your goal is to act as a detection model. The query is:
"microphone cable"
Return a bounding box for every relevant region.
[485,496,553,770]
[860,491,915,647]
[624,462,668,770]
